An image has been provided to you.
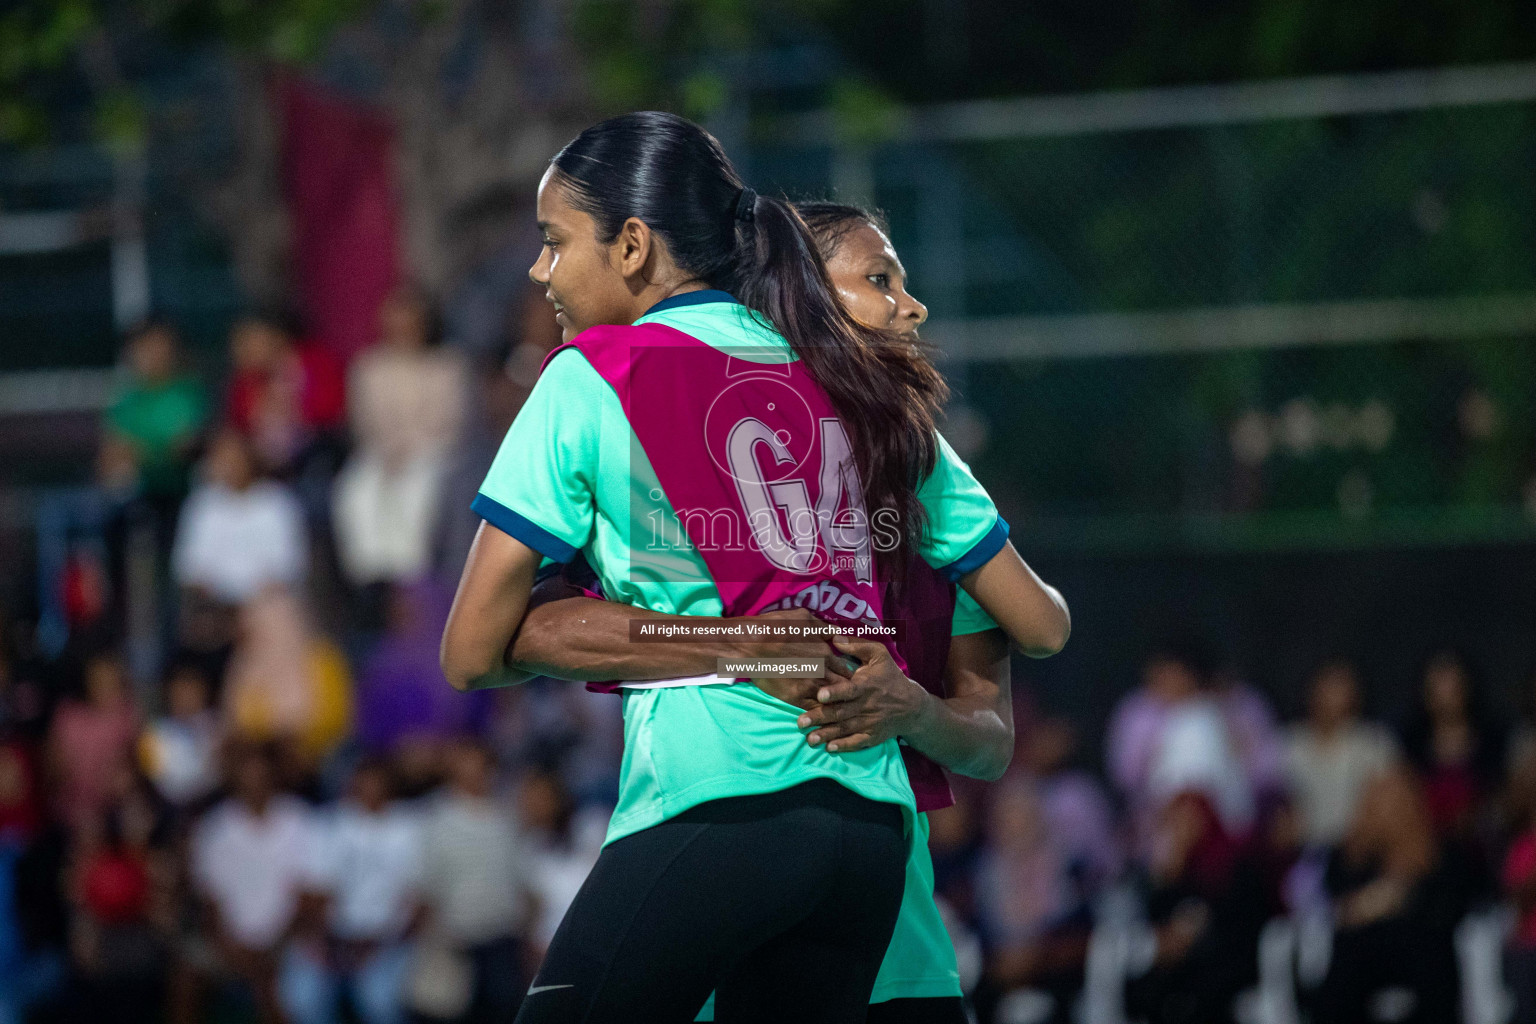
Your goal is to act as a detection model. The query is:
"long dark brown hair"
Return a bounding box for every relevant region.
[551,112,948,573]
[794,201,889,258]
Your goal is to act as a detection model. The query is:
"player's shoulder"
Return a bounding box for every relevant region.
[547,322,686,364]
[547,322,706,386]
[572,321,686,347]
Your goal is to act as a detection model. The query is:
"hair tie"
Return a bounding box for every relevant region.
[733,187,757,223]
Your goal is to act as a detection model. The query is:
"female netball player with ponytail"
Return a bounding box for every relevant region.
[506,200,1021,1024]
[441,112,1069,1023]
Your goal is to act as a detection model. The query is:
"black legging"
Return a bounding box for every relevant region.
[515,778,909,1024]
[866,997,969,1024]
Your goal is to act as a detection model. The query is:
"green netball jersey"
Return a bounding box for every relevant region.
[700,598,1001,1018]
[474,294,1008,845]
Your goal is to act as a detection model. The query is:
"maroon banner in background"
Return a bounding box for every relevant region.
[279,76,399,363]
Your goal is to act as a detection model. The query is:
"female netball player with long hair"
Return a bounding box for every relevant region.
[441,112,1069,1023]
[505,200,1014,1024]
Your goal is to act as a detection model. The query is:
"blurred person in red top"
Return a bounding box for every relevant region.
[225,311,345,476]
[63,763,173,1024]
[1505,820,1536,1024]
[1124,790,1270,1024]
[1399,647,1506,838]
[0,742,39,843]
[47,652,140,832]
[0,633,42,844]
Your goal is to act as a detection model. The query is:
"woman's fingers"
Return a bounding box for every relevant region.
[805,724,841,746]
[814,679,861,705]
[828,634,887,663]
[806,720,861,747]
[797,700,854,730]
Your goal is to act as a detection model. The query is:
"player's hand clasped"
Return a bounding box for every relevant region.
[743,609,840,710]
[798,636,929,754]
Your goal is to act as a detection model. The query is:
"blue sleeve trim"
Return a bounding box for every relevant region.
[471,493,579,564]
[939,516,1010,582]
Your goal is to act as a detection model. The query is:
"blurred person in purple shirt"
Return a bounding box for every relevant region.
[1023,717,1122,896]
[354,582,489,753]
[974,777,1088,1022]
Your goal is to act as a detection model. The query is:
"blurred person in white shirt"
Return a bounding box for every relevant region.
[139,660,222,811]
[332,287,467,589]
[280,758,423,1024]
[172,429,306,653]
[1284,658,1397,849]
[516,772,606,958]
[1110,639,1259,850]
[189,741,317,1024]
[1150,698,1255,834]
[415,739,534,1023]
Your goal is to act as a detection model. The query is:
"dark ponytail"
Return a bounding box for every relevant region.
[551,112,948,572]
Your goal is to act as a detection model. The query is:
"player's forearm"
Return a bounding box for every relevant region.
[442,524,539,691]
[905,628,1014,780]
[508,597,763,682]
[904,691,1014,781]
[960,542,1070,658]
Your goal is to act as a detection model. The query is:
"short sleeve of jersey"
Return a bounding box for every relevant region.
[914,433,1009,581]
[472,349,604,563]
[951,589,1000,636]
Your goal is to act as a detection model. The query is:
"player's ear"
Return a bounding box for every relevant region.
[615,217,652,282]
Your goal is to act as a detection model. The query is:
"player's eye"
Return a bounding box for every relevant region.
[867,273,890,289]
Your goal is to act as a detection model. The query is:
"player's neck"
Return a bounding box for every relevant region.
[627,279,712,322]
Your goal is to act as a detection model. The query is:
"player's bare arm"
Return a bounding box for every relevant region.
[504,589,830,703]
[960,540,1070,658]
[440,521,541,691]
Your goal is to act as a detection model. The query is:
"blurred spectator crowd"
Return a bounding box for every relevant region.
[4,290,1536,1024]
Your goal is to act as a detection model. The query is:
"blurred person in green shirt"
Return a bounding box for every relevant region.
[102,319,209,500]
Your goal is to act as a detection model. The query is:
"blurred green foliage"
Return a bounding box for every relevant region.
[570,0,754,117]
[0,0,376,148]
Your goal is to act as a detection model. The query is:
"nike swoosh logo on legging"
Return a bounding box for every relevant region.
[527,984,576,995]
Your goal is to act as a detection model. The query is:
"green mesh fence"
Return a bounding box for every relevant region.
[747,98,1536,549]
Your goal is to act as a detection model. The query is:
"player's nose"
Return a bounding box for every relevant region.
[900,292,929,327]
[529,251,551,285]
